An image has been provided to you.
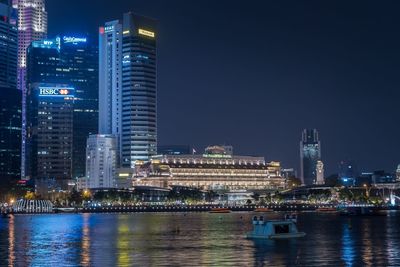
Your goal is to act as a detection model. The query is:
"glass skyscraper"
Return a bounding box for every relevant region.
[24,36,98,181]
[13,0,47,179]
[0,87,21,185]
[121,12,157,167]
[0,0,17,89]
[0,1,20,187]
[99,13,157,169]
[300,129,321,185]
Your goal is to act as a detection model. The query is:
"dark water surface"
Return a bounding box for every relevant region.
[0,211,399,266]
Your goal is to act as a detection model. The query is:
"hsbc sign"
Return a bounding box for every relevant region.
[38,87,74,97]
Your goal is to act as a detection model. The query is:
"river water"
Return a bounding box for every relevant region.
[0,211,399,266]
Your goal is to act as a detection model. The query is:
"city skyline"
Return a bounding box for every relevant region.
[44,0,400,175]
[1,2,400,266]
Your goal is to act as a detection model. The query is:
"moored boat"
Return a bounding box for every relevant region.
[316,207,337,212]
[209,207,231,213]
[246,214,306,239]
[254,207,273,212]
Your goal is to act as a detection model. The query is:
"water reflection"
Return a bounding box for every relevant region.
[81,213,90,266]
[342,221,355,266]
[0,212,399,266]
[8,215,15,266]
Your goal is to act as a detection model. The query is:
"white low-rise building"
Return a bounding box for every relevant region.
[85,134,118,188]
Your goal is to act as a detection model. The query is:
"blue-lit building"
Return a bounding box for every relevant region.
[300,129,321,185]
[121,13,157,167]
[25,84,74,188]
[99,13,157,169]
[0,0,17,89]
[0,87,21,185]
[24,35,98,180]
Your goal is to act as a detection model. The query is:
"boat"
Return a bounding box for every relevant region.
[209,207,231,213]
[254,207,273,212]
[246,214,306,239]
[316,207,337,212]
[339,206,387,216]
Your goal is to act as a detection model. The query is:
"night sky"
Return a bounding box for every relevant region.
[47,0,400,175]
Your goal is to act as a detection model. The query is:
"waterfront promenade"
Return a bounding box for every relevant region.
[6,203,398,214]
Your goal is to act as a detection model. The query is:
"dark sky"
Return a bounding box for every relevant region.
[47,0,400,175]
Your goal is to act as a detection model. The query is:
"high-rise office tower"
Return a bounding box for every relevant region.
[99,20,122,167]
[98,13,157,169]
[300,129,321,185]
[13,0,47,87]
[26,84,74,188]
[13,0,47,178]
[99,20,122,136]
[0,87,21,185]
[121,12,157,167]
[86,134,118,188]
[24,36,98,181]
[0,0,17,88]
[0,0,19,187]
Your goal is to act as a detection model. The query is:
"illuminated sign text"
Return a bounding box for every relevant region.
[63,36,87,44]
[38,87,75,97]
[138,28,155,38]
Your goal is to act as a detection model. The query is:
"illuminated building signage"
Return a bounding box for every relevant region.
[138,28,155,38]
[32,37,61,50]
[62,36,87,44]
[202,154,232,159]
[38,87,75,97]
[123,30,130,35]
[104,26,114,33]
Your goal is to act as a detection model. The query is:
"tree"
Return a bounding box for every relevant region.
[287,177,302,188]
[24,191,36,200]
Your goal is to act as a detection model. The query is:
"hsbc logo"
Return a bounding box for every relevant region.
[39,87,74,97]
[59,89,69,95]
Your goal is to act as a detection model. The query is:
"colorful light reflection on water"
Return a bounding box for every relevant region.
[0,212,399,266]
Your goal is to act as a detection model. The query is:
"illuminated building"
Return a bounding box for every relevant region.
[85,134,118,188]
[13,0,47,178]
[396,164,400,182]
[134,146,286,191]
[0,87,21,185]
[121,12,157,166]
[25,83,74,190]
[315,160,324,185]
[24,35,98,179]
[300,129,321,185]
[0,0,17,88]
[99,20,122,137]
[99,13,157,168]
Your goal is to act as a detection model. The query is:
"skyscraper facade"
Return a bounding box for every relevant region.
[25,84,74,187]
[121,12,157,167]
[13,0,47,178]
[13,0,47,84]
[24,36,98,180]
[0,0,17,88]
[0,87,21,185]
[99,20,122,136]
[300,129,321,185]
